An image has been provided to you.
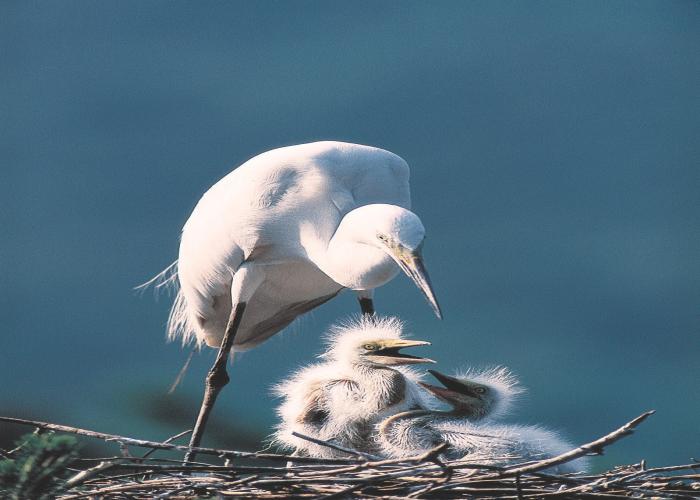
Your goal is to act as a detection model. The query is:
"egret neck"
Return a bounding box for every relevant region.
[307,204,442,317]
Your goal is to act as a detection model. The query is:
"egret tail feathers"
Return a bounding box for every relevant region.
[134,260,179,296]
[135,260,200,347]
[167,289,200,347]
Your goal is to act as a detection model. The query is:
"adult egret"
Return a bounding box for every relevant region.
[153,141,442,460]
[273,316,434,458]
[379,370,588,473]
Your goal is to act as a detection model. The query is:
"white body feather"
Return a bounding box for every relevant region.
[272,317,431,458]
[168,141,412,349]
[377,367,589,473]
[380,414,589,473]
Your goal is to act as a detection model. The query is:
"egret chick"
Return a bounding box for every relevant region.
[379,369,588,473]
[377,367,522,458]
[273,316,434,458]
[421,367,522,421]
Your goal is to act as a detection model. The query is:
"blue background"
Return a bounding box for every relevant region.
[2,1,698,467]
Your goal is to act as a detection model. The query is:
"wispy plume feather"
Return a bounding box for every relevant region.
[134,260,179,298]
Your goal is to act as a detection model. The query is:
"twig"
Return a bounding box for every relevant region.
[291,431,381,460]
[502,411,655,476]
[141,428,192,459]
[63,459,126,489]
[5,426,43,456]
[154,475,257,499]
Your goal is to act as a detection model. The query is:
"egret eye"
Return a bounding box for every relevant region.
[377,233,388,242]
[363,343,378,351]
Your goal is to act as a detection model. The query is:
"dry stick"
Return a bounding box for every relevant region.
[607,462,700,487]
[5,426,42,456]
[281,462,448,489]
[141,429,193,459]
[317,483,364,500]
[137,428,195,483]
[0,416,366,464]
[405,444,454,498]
[312,452,451,500]
[286,444,448,484]
[504,491,627,500]
[502,411,655,476]
[77,455,221,468]
[154,475,258,500]
[63,459,127,489]
[294,442,452,479]
[0,415,360,464]
[535,483,685,500]
[291,431,381,460]
[60,476,223,499]
[536,463,697,500]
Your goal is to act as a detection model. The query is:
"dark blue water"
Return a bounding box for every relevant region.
[2,1,698,467]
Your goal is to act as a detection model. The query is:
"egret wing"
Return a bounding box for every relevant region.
[232,290,341,350]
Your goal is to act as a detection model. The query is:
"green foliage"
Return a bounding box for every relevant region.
[0,432,80,500]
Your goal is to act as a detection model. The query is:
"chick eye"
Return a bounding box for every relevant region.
[363,344,378,351]
[475,387,487,394]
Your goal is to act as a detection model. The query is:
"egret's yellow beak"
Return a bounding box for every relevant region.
[391,246,442,319]
[364,338,435,365]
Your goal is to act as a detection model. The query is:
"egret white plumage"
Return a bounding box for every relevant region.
[273,316,434,458]
[379,370,588,473]
[152,141,442,460]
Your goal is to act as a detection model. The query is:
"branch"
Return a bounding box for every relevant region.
[0,416,361,465]
[64,459,125,489]
[501,410,655,477]
[141,429,192,459]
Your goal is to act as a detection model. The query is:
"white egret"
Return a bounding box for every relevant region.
[273,316,434,458]
[151,141,442,460]
[379,369,588,473]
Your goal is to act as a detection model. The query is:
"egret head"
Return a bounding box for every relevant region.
[322,316,435,368]
[419,367,523,419]
[333,204,442,318]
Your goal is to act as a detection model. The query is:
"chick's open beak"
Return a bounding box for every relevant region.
[392,246,443,319]
[419,369,482,399]
[418,381,460,401]
[366,339,435,365]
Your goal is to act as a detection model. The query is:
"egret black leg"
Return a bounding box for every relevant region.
[358,297,375,316]
[184,302,247,463]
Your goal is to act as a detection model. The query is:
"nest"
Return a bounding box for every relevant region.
[1,412,698,499]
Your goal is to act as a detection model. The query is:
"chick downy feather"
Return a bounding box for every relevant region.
[377,367,588,473]
[450,365,525,420]
[438,421,589,473]
[271,315,431,458]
